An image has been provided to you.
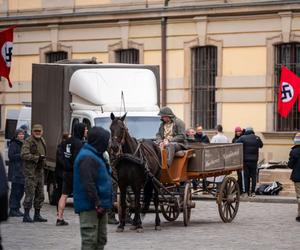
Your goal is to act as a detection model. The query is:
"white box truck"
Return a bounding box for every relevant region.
[31,63,161,204]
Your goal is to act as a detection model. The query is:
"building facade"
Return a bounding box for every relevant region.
[1,0,300,160]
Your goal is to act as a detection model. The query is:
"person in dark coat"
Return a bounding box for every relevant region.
[53,133,70,209]
[56,123,86,226]
[287,133,300,222]
[232,126,244,193]
[236,127,263,197]
[194,126,210,143]
[8,129,25,217]
[73,126,112,250]
[0,153,8,250]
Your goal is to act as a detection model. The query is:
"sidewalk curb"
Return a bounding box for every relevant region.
[192,195,297,204]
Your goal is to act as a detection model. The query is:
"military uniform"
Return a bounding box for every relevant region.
[21,124,47,222]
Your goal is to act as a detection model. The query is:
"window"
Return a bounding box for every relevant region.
[71,118,79,136]
[274,43,300,131]
[115,49,139,64]
[82,118,91,131]
[45,51,68,63]
[191,46,217,129]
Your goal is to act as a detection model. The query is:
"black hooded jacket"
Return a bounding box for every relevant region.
[78,127,111,207]
[288,145,300,182]
[236,130,263,163]
[63,123,86,172]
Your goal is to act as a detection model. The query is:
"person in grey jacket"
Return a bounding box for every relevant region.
[156,106,186,167]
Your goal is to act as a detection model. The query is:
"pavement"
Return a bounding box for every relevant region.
[2,199,300,250]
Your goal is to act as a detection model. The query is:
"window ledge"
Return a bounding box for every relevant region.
[262,132,296,139]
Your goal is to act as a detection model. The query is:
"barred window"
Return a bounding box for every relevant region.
[191,46,217,129]
[115,49,139,64]
[274,43,300,131]
[45,51,68,63]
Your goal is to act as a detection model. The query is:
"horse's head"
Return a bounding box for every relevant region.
[109,112,127,154]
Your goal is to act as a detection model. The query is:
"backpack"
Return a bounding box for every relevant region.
[256,181,283,195]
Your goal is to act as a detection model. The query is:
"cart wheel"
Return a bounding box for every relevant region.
[183,181,192,226]
[217,176,240,223]
[160,197,180,222]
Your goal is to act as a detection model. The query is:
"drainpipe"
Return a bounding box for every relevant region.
[161,0,169,107]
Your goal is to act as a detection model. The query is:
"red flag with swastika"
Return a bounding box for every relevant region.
[0,26,15,88]
[277,66,300,118]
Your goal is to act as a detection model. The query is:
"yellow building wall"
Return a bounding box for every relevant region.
[72,53,108,63]
[10,55,39,82]
[168,104,184,121]
[9,0,41,11]
[222,103,266,132]
[167,50,184,79]
[144,50,161,67]
[75,0,110,6]
[222,47,267,76]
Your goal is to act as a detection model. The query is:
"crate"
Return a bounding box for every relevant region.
[186,143,243,172]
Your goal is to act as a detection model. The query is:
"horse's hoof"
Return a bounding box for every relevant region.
[116,227,124,233]
[130,225,137,230]
[155,226,161,231]
[137,228,144,233]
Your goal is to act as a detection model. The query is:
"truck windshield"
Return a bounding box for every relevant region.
[94,116,161,139]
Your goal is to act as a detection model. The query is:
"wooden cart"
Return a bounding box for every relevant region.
[158,143,243,226]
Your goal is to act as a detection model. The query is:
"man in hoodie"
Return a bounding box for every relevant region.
[156,106,186,167]
[236,127,263,197]
[56,123,87,226]
[73,126,112,250]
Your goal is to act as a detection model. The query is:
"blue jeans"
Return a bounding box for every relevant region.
[9,183,24,210]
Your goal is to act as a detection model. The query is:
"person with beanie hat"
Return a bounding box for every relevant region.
[232,126,243,143]
[8,129,25,217]
[73,126,113,249]
[288,132,300,222]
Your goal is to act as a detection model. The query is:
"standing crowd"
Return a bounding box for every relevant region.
[0,106,300,250]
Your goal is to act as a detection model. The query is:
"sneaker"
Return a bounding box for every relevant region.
[296,216,300,222]
[250,193,256,197]
[9,209,24,217]
[56,219,69,226]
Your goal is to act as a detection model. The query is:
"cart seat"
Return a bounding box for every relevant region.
[160,148,195,185]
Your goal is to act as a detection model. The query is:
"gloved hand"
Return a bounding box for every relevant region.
[95,206,106,219]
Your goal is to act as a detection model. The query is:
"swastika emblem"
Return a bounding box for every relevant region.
[1,41,13,67]
[281,82,294,103]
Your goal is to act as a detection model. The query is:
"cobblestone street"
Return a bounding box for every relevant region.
[1,199,299,250]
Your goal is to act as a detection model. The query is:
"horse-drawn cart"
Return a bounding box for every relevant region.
[157,143,243,226]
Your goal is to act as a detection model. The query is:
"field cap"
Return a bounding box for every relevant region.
[32,124,43,131]
[235,126,242,132]
[294,133,300,145]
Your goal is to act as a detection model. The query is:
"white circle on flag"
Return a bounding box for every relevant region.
[281,82,294,103]
[1,41,13,67]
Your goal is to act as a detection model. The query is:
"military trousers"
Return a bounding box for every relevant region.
[23,172,44,210]
[79,210,108,250]
[295,182,300,216]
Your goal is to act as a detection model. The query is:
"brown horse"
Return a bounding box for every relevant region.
[109,112,161,232]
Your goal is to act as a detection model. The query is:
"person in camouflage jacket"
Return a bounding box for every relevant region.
[21,124,47,223]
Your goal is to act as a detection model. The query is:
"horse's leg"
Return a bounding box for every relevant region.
[154,186,161,231]
[142,180,153,213]
[131,186,143,233]
[116,185,126,232]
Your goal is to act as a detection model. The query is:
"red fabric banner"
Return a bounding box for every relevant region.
[0,27,15,88]
[277,66,300,118]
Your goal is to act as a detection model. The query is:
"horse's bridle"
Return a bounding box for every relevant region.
[110,120,128,157]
